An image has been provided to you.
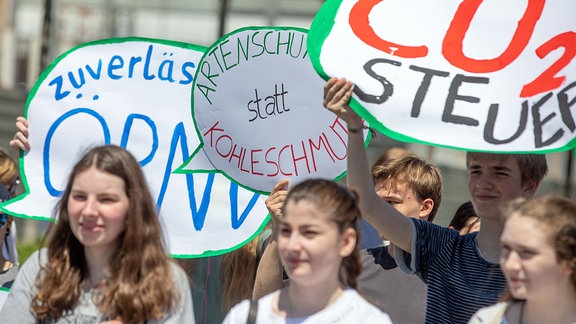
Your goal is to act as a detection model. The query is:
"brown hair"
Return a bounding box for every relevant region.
[372,155,443,222]
[0,148,17,188]
[371,146,412,173]
[32,145,179,322]
[221,238,259,312]
[281,179,362,289]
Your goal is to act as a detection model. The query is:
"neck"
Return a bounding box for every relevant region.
[83,246,114,285]
[475,217,503,263]
[283,279,344,317]
[522,290,576,324]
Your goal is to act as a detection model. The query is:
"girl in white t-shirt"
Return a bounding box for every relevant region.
[470,195,576,324]
[223,179,392,323]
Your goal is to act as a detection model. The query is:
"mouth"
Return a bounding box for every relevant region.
[508,277,524,286]
[284,257,302,268]
[474,194,498,201]
[80,223,102,232]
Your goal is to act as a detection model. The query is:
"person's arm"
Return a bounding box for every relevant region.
[9,116,30,153]
[252,179,288,299]
[323,77,414,252]
[0,249,41,321]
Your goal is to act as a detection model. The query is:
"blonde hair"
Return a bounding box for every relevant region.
[372,155,443,222]
[0,148,17,187]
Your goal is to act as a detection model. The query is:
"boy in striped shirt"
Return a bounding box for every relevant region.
[323,77,547,323]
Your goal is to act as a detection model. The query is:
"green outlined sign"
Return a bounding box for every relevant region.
[308,0,576,153]
[0,38,269,257]
[179,27,351,194]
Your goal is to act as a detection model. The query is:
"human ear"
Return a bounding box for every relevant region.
[522,180,539,197]
[339,227,357,258]
[418,198,434,221]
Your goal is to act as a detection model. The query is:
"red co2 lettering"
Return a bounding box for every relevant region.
[349,0,575,98]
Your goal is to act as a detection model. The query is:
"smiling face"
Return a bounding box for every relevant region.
[500,214,571,301]
[67,167,129,254]
[278,199,354,287]
[467,154,536,220]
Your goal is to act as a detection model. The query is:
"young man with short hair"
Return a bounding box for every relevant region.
[323,77,547,323]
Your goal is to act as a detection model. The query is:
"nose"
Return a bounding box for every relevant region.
[475,174,494,189]
[286,232,302,252]
[501,251,521,273]
[81,197,98,217]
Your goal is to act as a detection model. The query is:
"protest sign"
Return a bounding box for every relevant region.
[0,288,7,310]
[0,38,269,257]
[179,26,353,194]
[308,0,576,152]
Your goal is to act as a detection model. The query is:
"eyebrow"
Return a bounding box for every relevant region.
[467,164,513,172]
[493,166,512,172]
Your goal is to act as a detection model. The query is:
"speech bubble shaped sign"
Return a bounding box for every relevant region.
[180,27,353,194]
[0,38,269,257]
[308,0,576,152]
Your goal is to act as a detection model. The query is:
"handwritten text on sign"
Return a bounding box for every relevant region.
[182,27,350,194]
[308,0,576,152]
[0,38,269,257]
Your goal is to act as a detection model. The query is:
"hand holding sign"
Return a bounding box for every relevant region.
[309,0,576,152]
[180,27,356,194]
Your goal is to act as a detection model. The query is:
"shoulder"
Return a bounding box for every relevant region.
[410,219,460,253]
[223,292,279,324]
[222,300,249,324]
[469,302,508,323]
[339,289,393,322]
[18,249,46,275]
[413,218,456,237]
[168,261,192,293]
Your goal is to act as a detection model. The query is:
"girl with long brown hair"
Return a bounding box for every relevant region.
[0,145,194,323]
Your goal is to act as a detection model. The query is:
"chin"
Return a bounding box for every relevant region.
[509,289,527,300]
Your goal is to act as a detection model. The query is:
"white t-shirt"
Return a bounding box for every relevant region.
[469,302,510,324]
[223,288,392,324]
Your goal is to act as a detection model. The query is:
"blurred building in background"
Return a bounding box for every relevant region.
[0,0,573,244]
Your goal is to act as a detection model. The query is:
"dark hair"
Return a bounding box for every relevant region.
[448,201,477,231]
[281,179,362,289]
[32,145,179,322]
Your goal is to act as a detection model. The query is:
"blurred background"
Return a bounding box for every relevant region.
[0,0,573,263]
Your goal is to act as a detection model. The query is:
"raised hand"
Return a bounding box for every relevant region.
[265,179,289,223]
[323,77,363,129]
[9,116,30,153]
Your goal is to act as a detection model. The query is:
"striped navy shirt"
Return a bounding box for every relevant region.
[395,219,506,324]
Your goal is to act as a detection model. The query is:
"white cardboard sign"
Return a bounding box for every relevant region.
[308,0,576,152]
[180,27,351,194]
[0,38,269,257]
